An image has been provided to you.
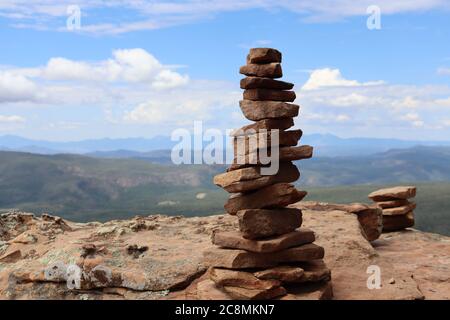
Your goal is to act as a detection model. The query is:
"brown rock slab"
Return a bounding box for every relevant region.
[214,162,299,193]
[195,279,231,300]
[209,267,281,289]
[382,211,415,232]
[233,129,302,155]
[382,202,417,216]
[243,89,296,102]
[254,266,304,282]
[240,63,282,78]
[355,207,383,241]
[232,145,313,168]
[212,230,315,253]
[247,48,282,64]
[369,186,417,201]
[203,244,325,269]
[230,118,294,136]
[0,250,22,263]
[240,77,293,90]
[376,199,411,209]
[223,285,286,300]
[238,208,303,239]
[224,183,307,214]
[240,100,298,121]
[296,260,332,283]
[280,281,333,300]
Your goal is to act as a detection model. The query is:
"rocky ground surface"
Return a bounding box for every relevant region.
[0,203,449,300]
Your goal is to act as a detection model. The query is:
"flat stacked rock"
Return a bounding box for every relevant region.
[203,48,332,300]
[369,186,417,232]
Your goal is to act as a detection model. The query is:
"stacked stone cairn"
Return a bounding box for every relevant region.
[203,48,332,300]
[369,186,417,232]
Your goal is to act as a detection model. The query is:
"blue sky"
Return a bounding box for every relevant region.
[0,0,450,141]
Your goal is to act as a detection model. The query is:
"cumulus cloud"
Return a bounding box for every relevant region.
[34,49,189,86]
[296,67,450,133]
[0,71,39,103]
[0,48,189,107]
[301,68,383,91]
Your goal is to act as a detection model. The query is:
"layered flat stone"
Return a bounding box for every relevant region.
[203,243,325,269]
[382,211,415,232]
[230,118,294,136]
[243,89,296,102]
[295,260,331,283]
[240,100,299,121]
[382,202,416,216]
[214,162,299,193]
[254,266,304,282]
[224,183,307,214]
[232,145,313,168]
[369,186,417,201]
[233,129,303,154]
[240,77,293,90]
[238,208,303,239]
[254,260,331,284]
[223,284,286,300]
[209,267,281,289]
[247,48,282,64]
[212,230,315,253]
[376,199,411,209]
[240,63,282,78]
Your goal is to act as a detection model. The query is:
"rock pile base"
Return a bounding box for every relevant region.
[203,48,332,300]
[369,186,417,232]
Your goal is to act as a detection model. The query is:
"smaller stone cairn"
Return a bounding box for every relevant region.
[202,48,332,300]
[369,186,417,232]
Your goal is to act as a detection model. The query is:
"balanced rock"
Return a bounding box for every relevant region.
[204,244,325,269]
[224,183,307,214]
[240,77,293,90]
[296,260,331,283]
[369,186,417,201]
[355,207,383,241]
[209,267,281,289]
[214,162,300,193]
[230,118,294,136]
[382,202,417,216]
[223,284,286,300]
[212,230,315,253]
[247,48,282,64]
[382,211,415,232]
[376,199,411,209]
[238,208,303,239]
[254,266,304,282]
[233,129,303,154]
[243,89,296,102]
[240,100,299,121]
[240,63,282,78]
[232,145,313,168]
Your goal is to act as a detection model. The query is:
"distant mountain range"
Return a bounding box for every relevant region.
[1,145,450,221]
[2,134,450,157]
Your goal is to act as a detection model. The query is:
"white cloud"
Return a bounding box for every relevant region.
[0,48,189,107]
[301,68,383,91]
[0,71,38,103]
[1,0,448,34]
[124,84,240,125]
[0,115,26,123]
[36,49,189,86]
